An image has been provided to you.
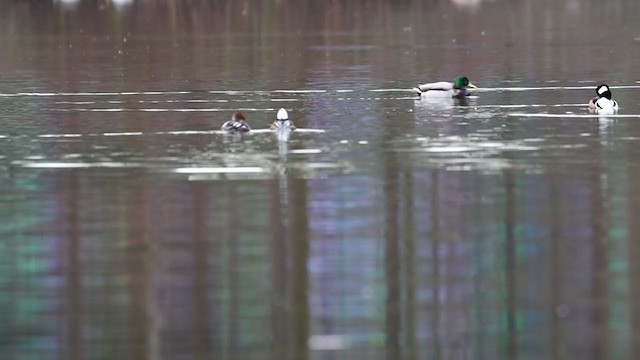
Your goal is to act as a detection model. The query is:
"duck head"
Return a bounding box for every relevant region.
[596,84,612,100]
[453,76,476,89]
[277,108,289,120]
[232,112,246,121]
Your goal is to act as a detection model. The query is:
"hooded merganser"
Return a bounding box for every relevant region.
[588,84,618,113]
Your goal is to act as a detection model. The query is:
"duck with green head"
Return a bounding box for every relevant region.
[413,76,477,99]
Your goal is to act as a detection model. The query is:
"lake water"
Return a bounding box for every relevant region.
[2,0,640,359]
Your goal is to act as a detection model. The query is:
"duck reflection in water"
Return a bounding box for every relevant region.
[597,117,615,132]
[414,92,477,110]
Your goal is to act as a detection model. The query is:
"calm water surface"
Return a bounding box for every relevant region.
[2,0,640,359]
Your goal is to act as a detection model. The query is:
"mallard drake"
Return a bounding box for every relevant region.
[413,76,477,99]
[588,84,618,113]
[221,112,251,133]
[270,108,297,131]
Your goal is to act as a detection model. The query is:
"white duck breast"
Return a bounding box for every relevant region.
[595,98,619,112]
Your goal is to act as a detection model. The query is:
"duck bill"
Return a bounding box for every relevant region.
[467,82,477,89]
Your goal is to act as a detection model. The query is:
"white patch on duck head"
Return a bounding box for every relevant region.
[597,85,610,96]
[277,108,289,120]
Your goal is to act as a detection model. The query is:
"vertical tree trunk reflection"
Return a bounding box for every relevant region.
[590,124,608,359]
[270,177,287,360]
[430,171,441,359]
[503,169,517,360]
[402,169,416,359]
[192,183,211,358]
[628,149,640,359]
[384,153,401,360]
[227,183,239,352]
[289,177,309,360]
[549,173,564,359]
[66,170,82,360]
[126,179,157,360]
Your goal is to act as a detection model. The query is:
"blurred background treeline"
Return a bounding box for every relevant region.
[2,0,639,94]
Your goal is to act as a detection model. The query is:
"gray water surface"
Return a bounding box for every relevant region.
[2,0,640,359]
